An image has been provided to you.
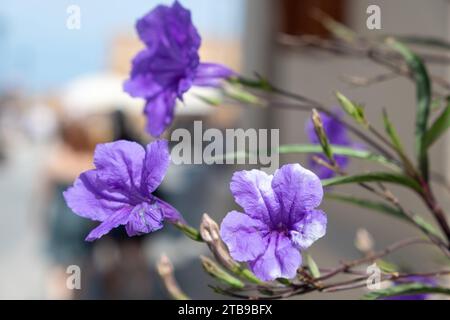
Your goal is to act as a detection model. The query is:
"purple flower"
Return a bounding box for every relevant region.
[63,140,183,241]
[124,1,234,137]
[306,109,355,179]
[220,164,327,281]
[386,276,437,300]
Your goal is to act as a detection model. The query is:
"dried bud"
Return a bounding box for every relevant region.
[156,254,189,300]
[312,109,334,162]
[354,228,375,253]
[200,213,237,270]
[200,256,245,289]
[200,214,264,285]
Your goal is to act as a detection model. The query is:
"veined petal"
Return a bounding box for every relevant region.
[249,232,301,281]
[125,202,164,237]
[290,210,327,250]
[220,211,268,262]
[93,140,145,195]
[136,1,200,53]
[193,63,234,87]
[85,207,131,241]
[63,170,128,222]
[141,140,170,193]
[272,164,323,225]
[155,197,185,224]
[123,49,165,99]
[230,170,280,226]
[144,92,177,137]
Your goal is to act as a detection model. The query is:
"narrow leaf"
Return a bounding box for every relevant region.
[382,109,416,175]
[387,38,431,181]
[376,260,398,274]
[322,172,423,193]
[325,193,441,238]
[382,109,405,154]
[277,144,399,171]
[224,83,263,105]
[221,144,400,171]
[390,35,450,51]
[363,283,450,300]
[425,101,450,148]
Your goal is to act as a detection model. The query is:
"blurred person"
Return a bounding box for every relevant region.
[42,114,112,299]
[42,108,161,299]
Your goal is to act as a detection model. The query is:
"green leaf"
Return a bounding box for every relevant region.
[223,83,264,105]
[276,278,292,286]
[382,109,416,175]
[363,283,450,300]
[425,101,450,148]
[278,144,399,171]
[322,172,423,193]
[326,193,405,219]
[336,92,368,127]
[313,10,357,43]
[387,38,431,181]
[382,109,405,154]
[192,93,222,106]
[390,35,450,51]
[376,260,398,274]
[325,193,441,238]
[221,144,400,171]
[305,253,321,278]
[412,215,442,239]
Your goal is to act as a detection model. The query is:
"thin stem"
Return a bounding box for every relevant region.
[420,182,450,245]
[318,237,432,281]
[269,85,399,162]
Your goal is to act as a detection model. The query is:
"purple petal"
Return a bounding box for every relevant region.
[155,197,185,224]
[85,207,131,241]
[193,63,234,87]
[230,170,280,227]
[289,210,327,249]
[123,49,165,99]
[220,211,268,262]
[141,140,170,193]
[125,202,164,237]
[144,92,177,137]
[308,154,348,180]
[93,140,145,194]
[136,1,200,52]
[63,170,129,222]
[249,232,301,281]
[272,164,323,225]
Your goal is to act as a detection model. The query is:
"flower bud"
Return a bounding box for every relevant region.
[354,228,375,253]
[201,256,245,289]
[312,109,334,162]
[156,254,189,300]
[200,214,264,285]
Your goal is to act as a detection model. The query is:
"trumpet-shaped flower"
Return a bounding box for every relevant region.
[63,140,182,241]
[124,1,234,137]
[220,164,327,281]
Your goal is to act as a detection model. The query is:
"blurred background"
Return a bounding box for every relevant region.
[0,0,449,299]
